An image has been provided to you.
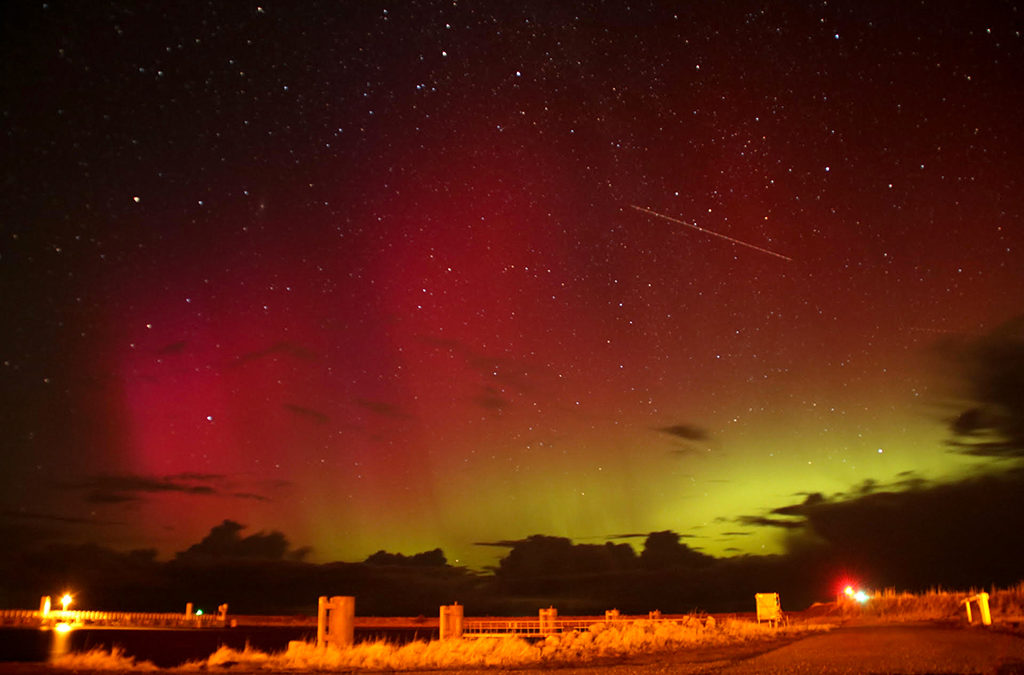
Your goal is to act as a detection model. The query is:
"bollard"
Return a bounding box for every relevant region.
[40,596,52,618]
[218,603,229,623]
[539,606,558,635]
[605,609,620,622]
[649,610,662,620]
[185,602,193,617]
[439,603,464,640]
[978,592,992,626]
[317,596,355,648]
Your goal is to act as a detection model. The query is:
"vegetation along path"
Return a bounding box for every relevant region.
[412,623,1024,674]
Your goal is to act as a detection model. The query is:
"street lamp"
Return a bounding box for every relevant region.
[60,593,73,613]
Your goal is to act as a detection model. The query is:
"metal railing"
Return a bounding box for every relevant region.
[0,609,226,629]
[460,613,678,638]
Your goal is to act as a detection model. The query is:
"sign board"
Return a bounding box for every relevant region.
[755,592,782,623]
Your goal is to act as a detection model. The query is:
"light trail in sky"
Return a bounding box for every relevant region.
[630,205,793,262]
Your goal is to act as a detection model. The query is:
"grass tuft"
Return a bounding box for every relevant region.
[51,646,158,671]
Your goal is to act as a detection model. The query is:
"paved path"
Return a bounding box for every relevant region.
[711,623,1024,674]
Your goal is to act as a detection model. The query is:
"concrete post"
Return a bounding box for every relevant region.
[649,610,662,620]
[539,606,557,635]
[317,596,355,648]
[185,602,193,617]
[439,603,464,640]
[317,596,327,647]
[605,609,620,622]
[40,596,52,618]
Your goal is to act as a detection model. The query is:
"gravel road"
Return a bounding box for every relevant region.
[1,622,1022,674]
[415,623,1024,674]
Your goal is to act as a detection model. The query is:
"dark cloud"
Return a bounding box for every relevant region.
[771,492,826,516]
[656,424,710,441]
[417,334,543,395]
[353,397,412,420]
[283,403,329,424]
[474,539,525,548]
[176,519,305,561]
[366,548,447,567]
[765,467,1024,589]
[63,473,274,506]
[0,509,125,559]
[157,340,187,355]
[66,473,218,502]
[736,515,805,530]
[232,341,319,367]
[474,386,509,410]
[173,472,225,482]
[231,492,272,502]
[1,508,115,525]
[943,315,1024,458]
[85,491,143,505]
[892,470,927,485]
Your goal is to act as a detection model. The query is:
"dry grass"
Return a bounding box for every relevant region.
[839,582,1024,622]
[171,615,821,671]
[50,646,158,671]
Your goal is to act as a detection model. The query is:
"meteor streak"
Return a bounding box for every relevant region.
[630,205,793,262]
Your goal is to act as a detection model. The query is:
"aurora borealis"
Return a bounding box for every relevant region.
[2,1,1022,576]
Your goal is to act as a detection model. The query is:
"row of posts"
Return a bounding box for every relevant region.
[440,603,561,639]
[319,590,995,650]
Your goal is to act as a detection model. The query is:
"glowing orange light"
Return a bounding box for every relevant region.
[60,593,73,612]
[54,622,72,633]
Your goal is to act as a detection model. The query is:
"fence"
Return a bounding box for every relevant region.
[0,600,228,629]
[443,605,681,639]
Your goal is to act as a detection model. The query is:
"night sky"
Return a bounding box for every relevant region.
[2,2,1022,573]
